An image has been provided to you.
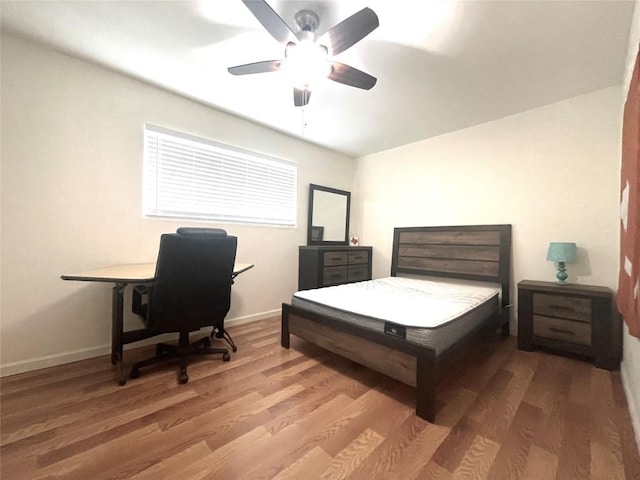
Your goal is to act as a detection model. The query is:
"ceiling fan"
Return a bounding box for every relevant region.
[228,0,379,107]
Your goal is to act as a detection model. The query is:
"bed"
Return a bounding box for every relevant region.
[281,224,512,422]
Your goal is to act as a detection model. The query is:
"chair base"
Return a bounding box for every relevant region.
[212,325,237,353]
[130,331,229,384]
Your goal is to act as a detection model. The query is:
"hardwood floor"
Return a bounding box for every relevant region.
[1,316,639,479]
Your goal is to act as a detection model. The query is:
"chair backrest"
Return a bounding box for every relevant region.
[148,229,237,334]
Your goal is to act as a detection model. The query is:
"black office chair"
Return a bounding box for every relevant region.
[129,228,237,384]
[176,227,238,353]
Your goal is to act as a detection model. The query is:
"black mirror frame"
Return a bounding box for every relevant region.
[307,184,351,246]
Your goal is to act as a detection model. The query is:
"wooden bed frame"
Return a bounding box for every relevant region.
[281,224,512,422]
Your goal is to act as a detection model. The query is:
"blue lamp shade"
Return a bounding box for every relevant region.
[546,242,577,284]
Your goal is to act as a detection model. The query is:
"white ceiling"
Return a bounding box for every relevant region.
[0,0,635,157]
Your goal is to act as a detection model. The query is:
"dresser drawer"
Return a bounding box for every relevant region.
[533,315,591,346]
[347,265,369,282]
[533,293,591,323]
[348,251,369,264]
[299,246,372,291]
[323,252,348,266]
[323,266,347,286]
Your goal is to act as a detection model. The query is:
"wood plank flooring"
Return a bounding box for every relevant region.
[1,316,639,479]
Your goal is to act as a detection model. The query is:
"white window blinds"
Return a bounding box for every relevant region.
[143,125,297,226]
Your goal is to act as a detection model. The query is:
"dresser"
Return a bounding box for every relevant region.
[298,245,372,290]
[517,280,622,370]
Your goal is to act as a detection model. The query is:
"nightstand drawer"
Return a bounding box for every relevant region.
[348,251,369,264]
[323,266,347,285]
[533,315,591,346]
[323,252,348,266]
[533,293,591,322]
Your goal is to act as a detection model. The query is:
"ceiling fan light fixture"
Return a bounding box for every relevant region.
[282,40,331,89]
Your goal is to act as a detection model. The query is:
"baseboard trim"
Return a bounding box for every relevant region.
[225,309,281,328]
[621,360,640,455]
[0,308,281,378]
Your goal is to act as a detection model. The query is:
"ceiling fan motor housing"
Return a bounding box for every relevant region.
[294,10,320,33]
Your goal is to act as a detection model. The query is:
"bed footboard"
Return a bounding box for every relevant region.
[281,303,438,422]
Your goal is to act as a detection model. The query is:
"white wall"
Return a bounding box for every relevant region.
[0,33,354,375]
[620,0,640,453]
[352,87,622,295]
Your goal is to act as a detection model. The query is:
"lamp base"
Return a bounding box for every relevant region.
[555,262,568,284]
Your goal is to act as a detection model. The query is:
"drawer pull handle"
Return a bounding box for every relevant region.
[548,327,575,335]
[548,305,576,312]
[330,257,343,261]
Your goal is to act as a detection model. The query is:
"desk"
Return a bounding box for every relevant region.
[61,262,254,385]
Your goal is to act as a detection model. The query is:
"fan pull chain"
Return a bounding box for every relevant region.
[301,107,307,137]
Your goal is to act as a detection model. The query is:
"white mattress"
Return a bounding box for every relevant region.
[291,276,501,353]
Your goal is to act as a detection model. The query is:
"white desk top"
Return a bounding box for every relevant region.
[61,262,254,283]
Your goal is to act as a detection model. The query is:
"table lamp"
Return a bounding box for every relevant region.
[546,242,577,284]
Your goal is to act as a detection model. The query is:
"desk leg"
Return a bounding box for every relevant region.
[112,283,127,386]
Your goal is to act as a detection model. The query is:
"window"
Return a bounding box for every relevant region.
[143,125,297,226]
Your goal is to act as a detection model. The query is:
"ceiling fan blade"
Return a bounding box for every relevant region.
[328,62,377,90]
[319,7,379,56]
[228,60,282,75]
[242,0,296,45]
[293,87,311,107]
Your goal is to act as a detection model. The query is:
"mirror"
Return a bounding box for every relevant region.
[307,184,351,245]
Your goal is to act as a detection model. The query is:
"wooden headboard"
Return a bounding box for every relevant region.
[391,224,512,307]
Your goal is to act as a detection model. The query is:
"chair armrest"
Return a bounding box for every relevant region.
[132,283,152,318]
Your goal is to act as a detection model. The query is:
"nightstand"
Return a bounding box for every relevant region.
[517,280,622,370]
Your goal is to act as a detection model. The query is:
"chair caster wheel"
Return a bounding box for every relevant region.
[130,368,140,379]
[223,352,231,362]
[179,373,188,384]
[118,377,127,386]
[231,345,237,353]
